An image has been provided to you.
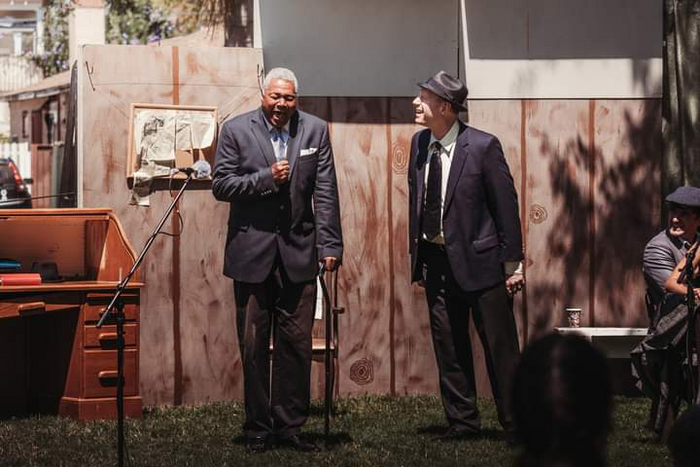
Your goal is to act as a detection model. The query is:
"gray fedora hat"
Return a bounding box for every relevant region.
[418,71,468,111]
[666,186,700,207]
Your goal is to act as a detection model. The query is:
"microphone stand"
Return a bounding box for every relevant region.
[682,245,699,403]
[96,171,195,467]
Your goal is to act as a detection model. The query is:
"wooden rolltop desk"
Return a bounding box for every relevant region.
[0,208,143,420]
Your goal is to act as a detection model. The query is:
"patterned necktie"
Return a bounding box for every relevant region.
[422,141,442,240]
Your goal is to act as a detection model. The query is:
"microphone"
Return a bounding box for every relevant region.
[677,241,699,284]
[171,160,212,179]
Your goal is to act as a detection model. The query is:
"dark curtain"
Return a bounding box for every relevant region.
[663,0,700,197]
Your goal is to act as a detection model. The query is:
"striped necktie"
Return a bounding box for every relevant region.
[422,141,442,240]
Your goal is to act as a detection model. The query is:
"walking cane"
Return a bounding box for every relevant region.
[317,264,333,442]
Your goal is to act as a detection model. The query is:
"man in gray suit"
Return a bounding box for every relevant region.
[212,68,343,452]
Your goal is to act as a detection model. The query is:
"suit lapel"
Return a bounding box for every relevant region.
[250,108,277,167]
[287,112,304,176]
[443,122,468,215]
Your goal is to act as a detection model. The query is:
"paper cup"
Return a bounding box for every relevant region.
[566,308,582,328]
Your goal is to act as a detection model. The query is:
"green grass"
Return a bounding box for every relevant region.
[0,396,672,466]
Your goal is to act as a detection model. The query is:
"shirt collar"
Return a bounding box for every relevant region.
[429,120,459,152]
[263,115,290,136]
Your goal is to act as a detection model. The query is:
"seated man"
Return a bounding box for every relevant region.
[632,186,700,437]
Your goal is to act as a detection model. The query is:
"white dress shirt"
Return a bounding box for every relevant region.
[264,117,290,161]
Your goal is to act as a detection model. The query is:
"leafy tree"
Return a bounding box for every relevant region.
[32,0,71,77]
[106,0,174,45]
[35,0,197,77]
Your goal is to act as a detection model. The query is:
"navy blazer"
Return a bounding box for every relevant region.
[212,108,343,283]
[408,122,524,292]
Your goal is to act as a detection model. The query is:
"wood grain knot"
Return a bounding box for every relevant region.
[349,358,374,386]
[391,142,408,175]
[529,204,548,224]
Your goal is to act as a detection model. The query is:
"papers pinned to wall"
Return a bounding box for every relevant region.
[127,104,218,206]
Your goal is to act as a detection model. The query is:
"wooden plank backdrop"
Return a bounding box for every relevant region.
[78,43,662,406]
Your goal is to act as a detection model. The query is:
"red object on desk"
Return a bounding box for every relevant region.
[0,273,42,286]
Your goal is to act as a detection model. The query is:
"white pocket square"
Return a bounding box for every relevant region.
[300,148,318,157]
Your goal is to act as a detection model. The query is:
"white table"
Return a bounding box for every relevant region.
[554,327,648,359]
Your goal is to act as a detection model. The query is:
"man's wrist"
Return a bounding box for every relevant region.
[505,261,523,276]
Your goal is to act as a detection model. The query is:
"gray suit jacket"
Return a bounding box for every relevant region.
[212,108,343,283]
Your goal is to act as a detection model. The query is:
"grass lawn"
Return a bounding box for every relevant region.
[0,395,673,466]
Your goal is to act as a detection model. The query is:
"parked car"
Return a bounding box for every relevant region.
[0,158,31,209]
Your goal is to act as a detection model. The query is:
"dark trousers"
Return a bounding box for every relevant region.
[420,241,520,433]
[233,258,316,439]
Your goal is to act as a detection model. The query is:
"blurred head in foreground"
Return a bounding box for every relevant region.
[512,333,612,467]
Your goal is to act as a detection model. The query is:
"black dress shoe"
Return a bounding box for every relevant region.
[246,436,268,453]
[277,434,320,452]
[436,426,480,441]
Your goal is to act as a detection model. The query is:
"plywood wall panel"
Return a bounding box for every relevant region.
[387,98,438,395]
[524,100,593,334]
[327,97,393,395]
[592,99,662,327]
[177,192,242,404]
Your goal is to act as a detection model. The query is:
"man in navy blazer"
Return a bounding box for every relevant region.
[408,71,524,441]
[213,68,342,452]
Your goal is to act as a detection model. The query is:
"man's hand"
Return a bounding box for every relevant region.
[271,160,290,184]
[322,256,339,272]
[505,273,525,296]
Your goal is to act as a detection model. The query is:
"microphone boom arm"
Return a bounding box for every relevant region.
[97,170,195,326]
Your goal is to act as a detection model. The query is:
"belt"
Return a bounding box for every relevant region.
[419,239,446,254]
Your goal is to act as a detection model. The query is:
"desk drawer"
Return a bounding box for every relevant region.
[84,324,138,349]
[83,302,138,323]
[83,349,138,398]
[1,292,82,319]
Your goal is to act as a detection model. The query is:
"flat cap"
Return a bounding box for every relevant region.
[666,186,700,207]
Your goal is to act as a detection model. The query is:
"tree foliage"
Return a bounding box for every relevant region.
[35,0,199,77]
[32,0,71,77]
[106,0,174,45]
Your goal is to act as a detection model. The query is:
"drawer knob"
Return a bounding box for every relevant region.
[97,370,124,387]
[17,301,46,315]
[98,332,118,343]
[98,370,118,380]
